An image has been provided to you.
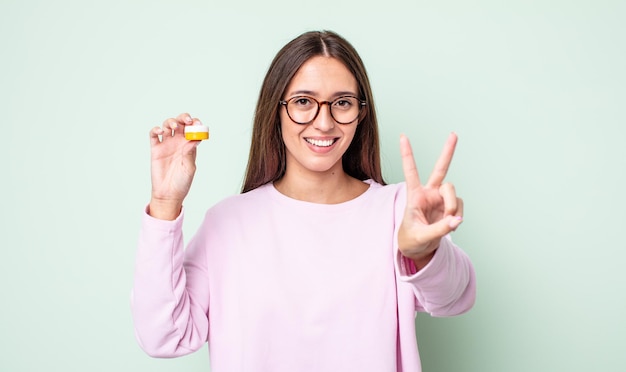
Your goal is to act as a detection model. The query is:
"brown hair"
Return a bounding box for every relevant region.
[241,30,385,193]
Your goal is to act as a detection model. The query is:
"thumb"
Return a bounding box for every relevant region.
[181,141,199,167]
[448,215,463,231]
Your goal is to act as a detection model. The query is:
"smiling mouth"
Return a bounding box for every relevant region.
[305,138,338,147]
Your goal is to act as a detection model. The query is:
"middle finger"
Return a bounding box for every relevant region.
[426,132,458,187]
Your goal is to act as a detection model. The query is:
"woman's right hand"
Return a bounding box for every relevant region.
[148,113,203,220]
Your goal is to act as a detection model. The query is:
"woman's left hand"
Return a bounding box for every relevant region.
[397,133,464,269]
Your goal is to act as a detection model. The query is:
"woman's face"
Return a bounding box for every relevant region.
[280,56,360,178]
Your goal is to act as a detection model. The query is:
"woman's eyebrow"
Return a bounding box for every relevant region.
[288,90,316,96]
[287,90,359,97]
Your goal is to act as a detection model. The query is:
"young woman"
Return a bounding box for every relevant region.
[132,30,475,372]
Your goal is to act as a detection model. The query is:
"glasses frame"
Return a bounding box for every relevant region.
[279,95,367,125]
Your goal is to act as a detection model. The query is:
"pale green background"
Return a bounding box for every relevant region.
[1,0,624,371]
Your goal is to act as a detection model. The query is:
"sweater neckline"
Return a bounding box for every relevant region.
[262,179,378,209]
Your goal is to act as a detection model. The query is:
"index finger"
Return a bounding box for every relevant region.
[164,113,194,130]
[400,134,422,190]
[426,132,458,187]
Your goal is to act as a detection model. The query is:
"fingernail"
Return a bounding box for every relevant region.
[185,116,193,124]
[449,216,463,229]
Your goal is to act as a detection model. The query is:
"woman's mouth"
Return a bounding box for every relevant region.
[304,138,337,147]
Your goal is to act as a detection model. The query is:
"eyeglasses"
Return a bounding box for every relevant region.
[279,95,366,125]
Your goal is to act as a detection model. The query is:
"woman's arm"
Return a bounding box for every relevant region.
[394,133,476,315]
[131,113,211,357]
[396,234,476,316]
[131,208,210,357]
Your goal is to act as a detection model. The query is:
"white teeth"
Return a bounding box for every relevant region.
[305,138,335,147]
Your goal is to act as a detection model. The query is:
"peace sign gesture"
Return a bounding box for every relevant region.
[397,133,464,269]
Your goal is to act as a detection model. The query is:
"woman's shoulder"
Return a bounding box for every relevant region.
[202,183,272,218]
[365,179,406,196]
[215,183,271,206]
[364,180,408,210]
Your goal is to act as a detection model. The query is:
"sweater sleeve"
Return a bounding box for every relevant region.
[392,183,476,317]
[130,207,210,357]
[396,235,476,316]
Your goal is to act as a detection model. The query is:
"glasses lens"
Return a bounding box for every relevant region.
[330,96,360,124]
[287,97,318,124]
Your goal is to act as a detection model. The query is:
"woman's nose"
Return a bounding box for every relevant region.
[312,102,335,131]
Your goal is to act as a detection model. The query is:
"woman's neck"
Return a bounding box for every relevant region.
[273,169,369,204]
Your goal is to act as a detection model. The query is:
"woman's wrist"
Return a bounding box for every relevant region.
[411,250,436,271]
[148,198,183,220]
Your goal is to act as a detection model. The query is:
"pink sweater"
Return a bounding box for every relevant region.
[131,181,475,371]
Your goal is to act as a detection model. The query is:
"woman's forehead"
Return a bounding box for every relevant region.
[285,56,358,97]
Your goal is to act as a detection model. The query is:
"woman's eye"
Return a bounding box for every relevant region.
[334,99,354,108]
[293,98,312,106]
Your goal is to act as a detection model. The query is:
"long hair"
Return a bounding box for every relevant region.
[241,30,385,193]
